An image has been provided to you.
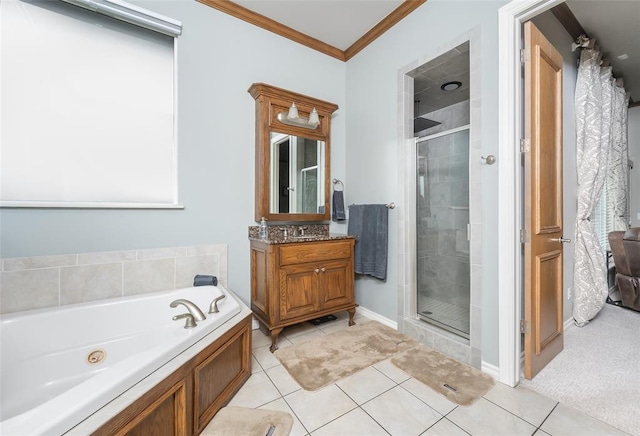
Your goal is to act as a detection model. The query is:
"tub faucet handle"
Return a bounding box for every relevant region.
[170,299,206,322]
[209,294,226,314]
[173,313,197,329]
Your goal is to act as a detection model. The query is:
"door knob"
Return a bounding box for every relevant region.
[550,237,571,243]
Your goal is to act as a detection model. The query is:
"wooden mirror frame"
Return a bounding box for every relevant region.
[248,83,338,222]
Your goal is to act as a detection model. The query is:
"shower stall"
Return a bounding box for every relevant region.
[415,126,470,338]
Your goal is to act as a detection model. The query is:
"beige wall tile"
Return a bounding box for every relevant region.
[0,268,59,313]
[186,244,225,256]
[3,254,76,271]
[123,258,175,296]
[136,247,187,260]
[60,263,122,305]
[175,255,219,288]
[78,250,136,265]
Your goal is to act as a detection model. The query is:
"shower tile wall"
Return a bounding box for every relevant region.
[0,244,227,314]
[398,27,483,369]
[417,129,470,335]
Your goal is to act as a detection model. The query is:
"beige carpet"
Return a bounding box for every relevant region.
[391,344,495,406]
[204,406,293,436]
[274,321,418,390]
[520,303,640,435]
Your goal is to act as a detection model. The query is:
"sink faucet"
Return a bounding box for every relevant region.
[170,299,206,322]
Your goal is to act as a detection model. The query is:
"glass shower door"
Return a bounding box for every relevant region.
[416,127,470,338]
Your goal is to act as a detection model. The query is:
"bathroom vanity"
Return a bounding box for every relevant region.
[248,84,355,351]
[249,229,356,352]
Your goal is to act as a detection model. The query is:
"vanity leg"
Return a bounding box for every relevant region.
[269,327,283,353]
[347,308,356,326]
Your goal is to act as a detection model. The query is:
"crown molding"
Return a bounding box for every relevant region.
[197,0,426,62]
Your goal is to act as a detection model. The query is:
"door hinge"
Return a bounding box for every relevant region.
[520,139,530,153]
[520,319,530,334]
[520,48,529,64]
[520,229,529,244]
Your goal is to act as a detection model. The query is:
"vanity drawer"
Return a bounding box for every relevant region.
[279,240,352,266]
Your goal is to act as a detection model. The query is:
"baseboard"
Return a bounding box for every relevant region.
[481,360,500,379]
[357,306,398,329]
[564,316,574,332]
[252,317,259,330]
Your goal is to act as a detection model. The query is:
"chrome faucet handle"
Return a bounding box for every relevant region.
[209,294,226,314]
[172,313,196,329]
[170,299,206,322]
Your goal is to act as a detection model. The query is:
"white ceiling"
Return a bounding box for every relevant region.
[233,0,404,50]
[231,0,638,102]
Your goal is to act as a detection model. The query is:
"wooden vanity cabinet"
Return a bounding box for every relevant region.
[250,238,356,351]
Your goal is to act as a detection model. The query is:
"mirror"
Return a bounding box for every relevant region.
[249,83,338,222]
[270,133,325,214]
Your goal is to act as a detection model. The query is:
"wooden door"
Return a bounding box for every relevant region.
[319,259,354,309]
[523,21,565,379]
[279,264,318,321]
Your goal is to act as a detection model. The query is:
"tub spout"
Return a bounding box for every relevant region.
[170,299,206,322]
[209,294,226,314]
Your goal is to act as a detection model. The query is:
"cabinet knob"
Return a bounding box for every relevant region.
[314,268,320,273]
[320,267,326,272]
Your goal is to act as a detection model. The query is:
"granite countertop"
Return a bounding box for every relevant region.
[248,223,354,244]
[249,233,354,245]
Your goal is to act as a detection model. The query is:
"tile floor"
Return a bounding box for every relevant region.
[205,313,630,436]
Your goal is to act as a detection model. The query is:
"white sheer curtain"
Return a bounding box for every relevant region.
[573,49,614,326]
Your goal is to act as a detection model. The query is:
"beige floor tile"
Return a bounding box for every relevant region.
[311,408,388,436]
[421,418,469,436]
[540,404,629,436]
[266,364,302,396]
[259,398,308,436]
[373,358,411,384]
[336,366,396,405]
[362,386,441,435]
[251,355,262,373]
[401,378,458,416]
[253,339,293,370]
[227,371,281,409]
[483,382,557,427]
[318,319,355,334]
[284,384,357,432]
[286,329,326,345]
[447,398,536,436]
[252,328,272,349]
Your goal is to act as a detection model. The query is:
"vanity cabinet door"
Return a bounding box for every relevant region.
[318,259,353,310]
[278,263,319,321]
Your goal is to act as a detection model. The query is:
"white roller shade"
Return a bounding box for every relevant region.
[1,0,180,208]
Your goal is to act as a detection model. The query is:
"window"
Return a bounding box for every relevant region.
[1,0,181,207]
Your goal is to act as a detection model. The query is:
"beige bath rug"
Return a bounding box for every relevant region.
[204,406,293,436]
[391,344,495,406]
[274,321,418,391]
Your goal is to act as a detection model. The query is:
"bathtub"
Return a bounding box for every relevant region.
[0,285,242,436]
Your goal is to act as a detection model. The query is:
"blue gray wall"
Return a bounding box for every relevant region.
[344,0,508,365]
[0,0,347,307]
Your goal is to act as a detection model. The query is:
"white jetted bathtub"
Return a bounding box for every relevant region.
[0,285,242,435]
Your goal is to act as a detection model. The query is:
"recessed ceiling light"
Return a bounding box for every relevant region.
[441,81,462,91]
[617,53,629,60]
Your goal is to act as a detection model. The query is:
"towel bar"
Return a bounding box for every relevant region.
[348,203,395,209]
[332,178,344,190]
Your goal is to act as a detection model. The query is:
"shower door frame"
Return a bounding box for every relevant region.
[414,125,472,339]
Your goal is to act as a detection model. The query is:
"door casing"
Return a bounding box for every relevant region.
[497,0,567,387]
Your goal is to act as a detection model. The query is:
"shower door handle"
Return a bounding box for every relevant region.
[549,237,571,243]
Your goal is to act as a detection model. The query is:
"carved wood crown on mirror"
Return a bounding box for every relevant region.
[248,83,338,223]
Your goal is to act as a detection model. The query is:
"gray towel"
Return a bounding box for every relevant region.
[347,204,388,280]
[332,190,346,221]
